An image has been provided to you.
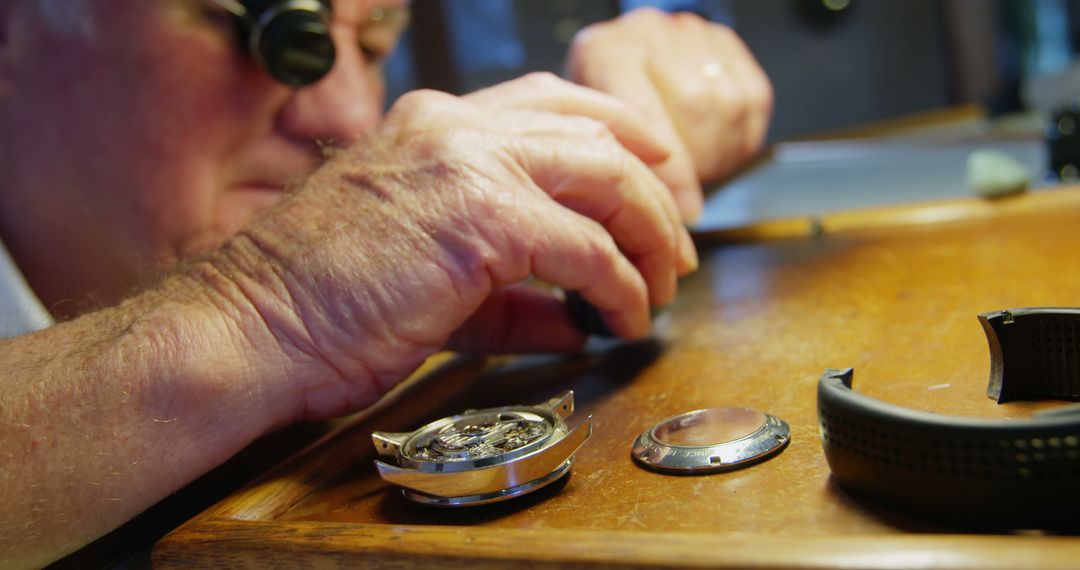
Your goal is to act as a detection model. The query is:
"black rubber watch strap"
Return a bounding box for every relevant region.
[818,307,1080,527]
[980,308,1080,403]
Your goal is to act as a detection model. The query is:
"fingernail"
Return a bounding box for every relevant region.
[676,183,704,225]
[678,229,699,273]
[623,305,653,340]
[648,275,674,309]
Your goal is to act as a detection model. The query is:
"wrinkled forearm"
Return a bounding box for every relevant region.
[0,259,297,568]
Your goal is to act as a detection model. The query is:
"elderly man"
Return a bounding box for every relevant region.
[0,0,771,566]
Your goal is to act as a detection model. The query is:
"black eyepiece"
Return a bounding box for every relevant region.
[257,8,335,86]
[231,0,336,87]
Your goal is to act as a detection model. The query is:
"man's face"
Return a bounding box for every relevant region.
[0,0,407,308]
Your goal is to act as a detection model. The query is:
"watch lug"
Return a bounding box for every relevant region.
[540,390,575,418]
[371,431,410,456]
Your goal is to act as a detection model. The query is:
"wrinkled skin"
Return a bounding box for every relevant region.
[214,80,697,420]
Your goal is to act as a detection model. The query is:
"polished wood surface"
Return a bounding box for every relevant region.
[154,188,1080,569]
[695,186,1080,244]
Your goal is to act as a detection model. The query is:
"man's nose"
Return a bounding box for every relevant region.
[276,36,383,146]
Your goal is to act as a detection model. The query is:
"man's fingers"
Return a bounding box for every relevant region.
[510,132,697,304]
[466,72,672,165]
[649,151,704,225]
[602,71,705,224]
[708,30,773,161]
[486,108,694,268]
[514,200,651,339]
[568,55,705,223]
[641,22,754,180]
[446,284,586,354]
[567,9,774,221]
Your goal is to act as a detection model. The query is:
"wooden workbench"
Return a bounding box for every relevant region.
[153,188,1080,569]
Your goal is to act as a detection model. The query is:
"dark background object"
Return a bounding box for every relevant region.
[1046,102,1080,181]
[792,0,857,30]
[733,0,950,138]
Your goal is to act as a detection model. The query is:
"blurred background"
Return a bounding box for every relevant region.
[382,0,1080,228]
[385,0,1080,138]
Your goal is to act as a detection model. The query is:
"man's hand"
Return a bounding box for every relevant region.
[0,75,696,566]
[213,77,698,421]
[567,8,774,222]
